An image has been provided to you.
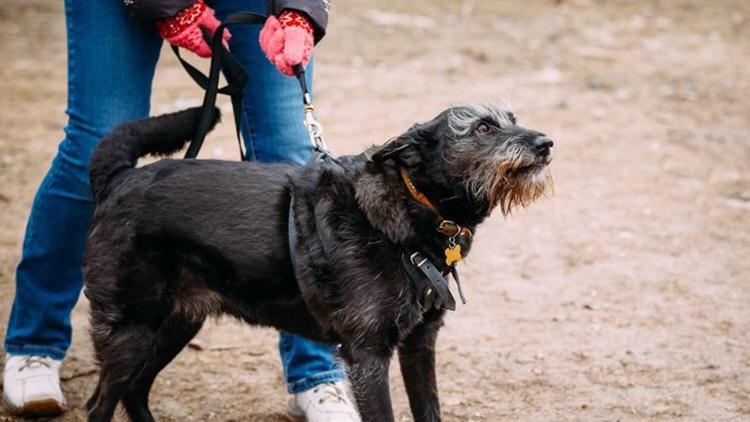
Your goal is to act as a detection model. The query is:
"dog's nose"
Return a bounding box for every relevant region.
[533,136,554,151]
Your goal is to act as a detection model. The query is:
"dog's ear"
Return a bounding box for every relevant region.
[370,122,422,163]
[370,117,444,164]
[369,135,416,163]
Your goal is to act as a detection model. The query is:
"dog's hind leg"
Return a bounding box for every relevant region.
[122,315,204,422]
[87,324,156,422]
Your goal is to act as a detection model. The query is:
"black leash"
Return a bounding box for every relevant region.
[174,12,337,162]
[174,12,268,160]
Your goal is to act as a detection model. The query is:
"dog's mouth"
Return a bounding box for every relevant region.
[509,155,551,177]
[486,155,552,215]
[510,163,546,177]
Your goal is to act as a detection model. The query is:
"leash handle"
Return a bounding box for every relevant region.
[177,13,267,159]
[183,24,227,159]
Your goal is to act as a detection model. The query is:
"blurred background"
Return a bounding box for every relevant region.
[1,0,748,420]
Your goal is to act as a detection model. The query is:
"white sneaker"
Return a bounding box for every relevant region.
[287,381,361,421]
[2,355,65,416]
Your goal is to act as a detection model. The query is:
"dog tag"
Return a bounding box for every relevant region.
[445,244,462,266]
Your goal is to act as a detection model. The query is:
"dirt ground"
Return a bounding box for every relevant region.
[1,0,749,420]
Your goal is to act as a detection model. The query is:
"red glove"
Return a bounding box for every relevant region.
[259,10,314,76]
[156,0,230,58]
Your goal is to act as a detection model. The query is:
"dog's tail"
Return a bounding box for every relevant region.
[89,106,220,203]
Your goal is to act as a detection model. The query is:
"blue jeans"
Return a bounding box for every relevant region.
[4,0,343,394]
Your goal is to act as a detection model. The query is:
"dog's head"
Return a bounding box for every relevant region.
[370,103,553,220]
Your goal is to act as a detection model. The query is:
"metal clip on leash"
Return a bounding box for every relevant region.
[292,64,331,156]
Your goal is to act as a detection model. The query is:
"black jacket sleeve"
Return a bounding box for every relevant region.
[267,0,331,43]
[122,0,195,20]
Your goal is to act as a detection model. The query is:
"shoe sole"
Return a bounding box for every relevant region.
[3,394,65,417]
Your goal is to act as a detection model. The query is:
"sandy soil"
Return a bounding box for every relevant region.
[1,0,749,420]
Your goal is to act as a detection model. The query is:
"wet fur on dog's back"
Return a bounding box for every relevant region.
[83,105,553,422]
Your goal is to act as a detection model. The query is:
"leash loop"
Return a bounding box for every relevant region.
[178,13,267,159]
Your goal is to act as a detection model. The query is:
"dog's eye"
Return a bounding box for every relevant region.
[475,123,490,135]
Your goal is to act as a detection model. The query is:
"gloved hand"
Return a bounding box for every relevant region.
[259,10,314,76]
[156,0,231,58]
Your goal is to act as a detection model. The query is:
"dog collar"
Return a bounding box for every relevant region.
[399,169,473,266]
[400,168,439,215]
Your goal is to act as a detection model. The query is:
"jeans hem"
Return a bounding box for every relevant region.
[4,343,66,361]
[286,369,346,395]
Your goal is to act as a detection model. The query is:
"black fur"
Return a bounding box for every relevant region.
[89,107,220,203]
[83,104,553,422]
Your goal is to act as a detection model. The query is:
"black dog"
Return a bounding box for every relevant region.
[82,104,553,422]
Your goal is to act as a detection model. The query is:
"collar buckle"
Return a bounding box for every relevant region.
[410,251,428,267]
[437,220,461,238]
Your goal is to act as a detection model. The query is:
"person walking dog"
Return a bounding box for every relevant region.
[2,0,359,420]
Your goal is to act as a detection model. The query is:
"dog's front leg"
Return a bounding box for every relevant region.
[343,347,394,422]
[398,315,444,422]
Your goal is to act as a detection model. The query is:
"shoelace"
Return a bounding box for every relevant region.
[18,356,52,371]
[312,382,349,405]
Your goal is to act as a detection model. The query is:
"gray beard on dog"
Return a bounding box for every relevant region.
[446,139,553,216]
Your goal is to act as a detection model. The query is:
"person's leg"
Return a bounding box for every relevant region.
[212,0,349,398]
[276,332,346,393]
[4,4,161,414]
[4,0,161,363]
